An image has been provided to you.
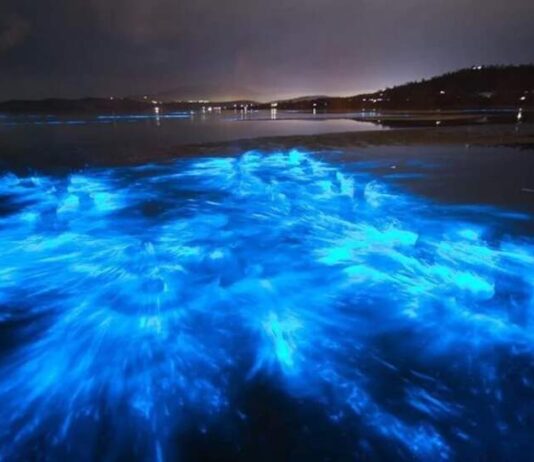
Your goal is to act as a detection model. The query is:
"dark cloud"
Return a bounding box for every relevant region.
[0,0,533,100]
[0,14,30,53]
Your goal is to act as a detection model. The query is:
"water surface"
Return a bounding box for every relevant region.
[0,111,383,169]
[0,146,533,461]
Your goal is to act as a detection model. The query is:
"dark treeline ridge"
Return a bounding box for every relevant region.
[1,65,533,114]
[273,65,534,111]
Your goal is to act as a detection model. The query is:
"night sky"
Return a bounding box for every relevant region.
[1,0,533,101]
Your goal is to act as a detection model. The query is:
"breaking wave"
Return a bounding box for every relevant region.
[0,150,532,461]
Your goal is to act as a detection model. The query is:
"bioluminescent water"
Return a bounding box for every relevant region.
[0,150,533,461]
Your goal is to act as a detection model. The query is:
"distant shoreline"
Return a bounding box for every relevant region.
[2,65,534,113]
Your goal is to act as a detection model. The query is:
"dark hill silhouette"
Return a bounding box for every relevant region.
[273,65,534,111]
[1,65,533,113]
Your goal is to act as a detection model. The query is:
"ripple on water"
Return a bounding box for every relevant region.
[0,150,533,461]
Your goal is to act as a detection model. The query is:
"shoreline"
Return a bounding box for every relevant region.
[154,123,534,163]
[1,122,534,171]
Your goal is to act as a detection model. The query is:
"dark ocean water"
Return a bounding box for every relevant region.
[0,115,533,461]
[0,111,383,170]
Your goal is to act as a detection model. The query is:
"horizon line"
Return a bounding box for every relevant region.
[1,63,533,106]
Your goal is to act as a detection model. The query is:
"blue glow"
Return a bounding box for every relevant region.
[0,113,192,127]
[0,150,533,460]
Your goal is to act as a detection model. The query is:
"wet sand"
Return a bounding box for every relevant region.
[161,123,534,163]
[1,120,533,170]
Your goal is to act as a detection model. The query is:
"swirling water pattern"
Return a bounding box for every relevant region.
[0,150,533,461]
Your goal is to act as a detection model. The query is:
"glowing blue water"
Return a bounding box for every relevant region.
[0,150,533,461]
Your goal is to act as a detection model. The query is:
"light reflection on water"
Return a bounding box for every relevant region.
[0,150,533,461]
[0,111,385,170]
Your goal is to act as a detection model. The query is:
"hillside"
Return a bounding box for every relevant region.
[273,65,534,111]
[1,65,533,114]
